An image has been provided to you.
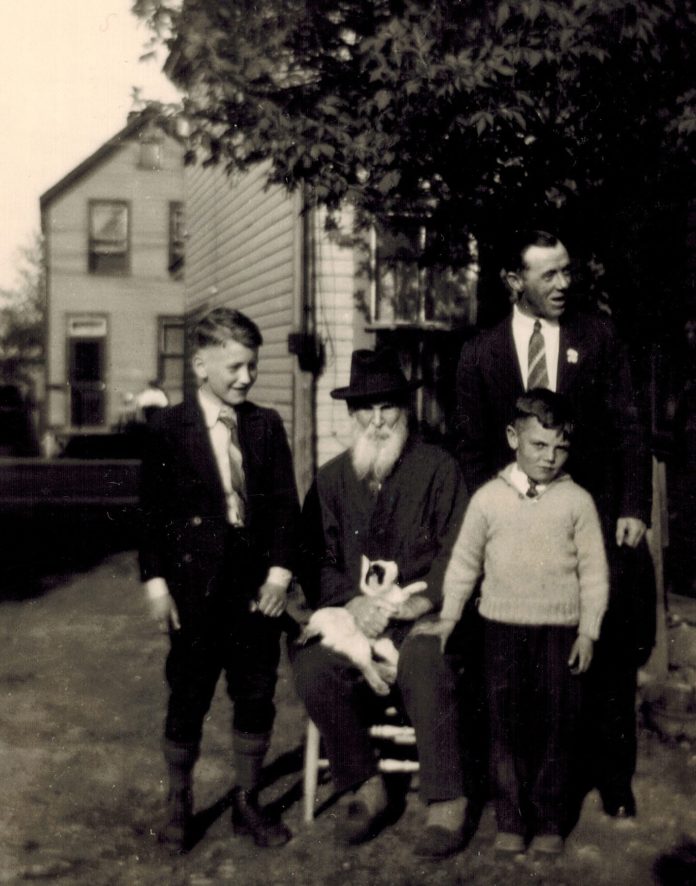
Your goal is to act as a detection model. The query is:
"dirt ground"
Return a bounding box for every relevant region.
[2,551,696,886]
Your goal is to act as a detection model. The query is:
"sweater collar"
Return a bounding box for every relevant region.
[499,462,570,500]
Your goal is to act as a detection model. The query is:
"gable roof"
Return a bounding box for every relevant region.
[40,108,178,211]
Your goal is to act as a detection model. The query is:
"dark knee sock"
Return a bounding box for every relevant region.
[233,730,270,791]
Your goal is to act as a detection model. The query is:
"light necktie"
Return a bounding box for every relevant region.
[218,406,246,523]
[527,319,550,389]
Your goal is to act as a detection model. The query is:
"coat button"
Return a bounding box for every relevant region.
[182,553,193,563]
[191,515,202,526]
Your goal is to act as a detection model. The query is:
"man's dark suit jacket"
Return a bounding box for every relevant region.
[455,309,652,529]
[139,398,299,628]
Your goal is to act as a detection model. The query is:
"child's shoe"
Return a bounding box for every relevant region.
[529,833,564,857]
[493,832,525,856]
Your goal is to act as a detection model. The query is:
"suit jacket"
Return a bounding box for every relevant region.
[455,310,652,527]
[138,398,299,625]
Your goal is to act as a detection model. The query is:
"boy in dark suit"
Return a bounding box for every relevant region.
[139,307,299,850]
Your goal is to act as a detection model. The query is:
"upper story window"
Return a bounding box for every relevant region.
[139,139,162,170]
[168,201,185,277]
[367,221,478,329]
[88,200,130,275]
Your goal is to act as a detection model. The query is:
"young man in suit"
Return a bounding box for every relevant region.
[455,230,655,819]
[139,307,300,850]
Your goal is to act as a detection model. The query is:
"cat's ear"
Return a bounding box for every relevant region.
[359,555,373,595]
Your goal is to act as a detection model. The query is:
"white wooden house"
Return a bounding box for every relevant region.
[40,110,186,438]
[181,159,478,494]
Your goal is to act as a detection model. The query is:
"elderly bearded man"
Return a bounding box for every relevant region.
[292,348,475,857]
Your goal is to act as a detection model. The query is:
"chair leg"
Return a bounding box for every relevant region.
[303,720,322,824]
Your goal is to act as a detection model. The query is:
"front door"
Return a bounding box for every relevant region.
[69,338,106,427]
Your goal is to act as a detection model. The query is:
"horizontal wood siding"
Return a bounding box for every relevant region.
[184,163,298,434]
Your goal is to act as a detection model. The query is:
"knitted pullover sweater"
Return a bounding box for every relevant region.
[440,465,609,640]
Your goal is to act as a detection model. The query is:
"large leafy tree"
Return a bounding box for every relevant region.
[135,0,695,327]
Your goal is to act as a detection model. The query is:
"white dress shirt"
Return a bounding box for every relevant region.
[509,462,547,500]
[511,304,560,391]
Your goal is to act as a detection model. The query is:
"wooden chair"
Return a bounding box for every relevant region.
[303,707,419,823]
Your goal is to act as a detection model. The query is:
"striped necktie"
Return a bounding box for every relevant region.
[527,320,550,389]
[218,406,246,522]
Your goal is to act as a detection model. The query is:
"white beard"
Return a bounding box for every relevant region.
[350,411,409,485]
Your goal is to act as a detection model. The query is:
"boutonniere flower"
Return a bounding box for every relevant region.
[566,348,579,364]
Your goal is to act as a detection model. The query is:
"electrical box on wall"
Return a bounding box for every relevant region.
[288,332,324,374]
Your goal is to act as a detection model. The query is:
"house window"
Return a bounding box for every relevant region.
[369,221,478,328]
[139,140,162,170]
[88,200,130,275]
[158,317,185,390]
[168,202,185,277]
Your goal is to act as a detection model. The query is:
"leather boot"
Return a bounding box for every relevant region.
[231,787,291,847]
[161,739,198,849]
[231,730,292,847]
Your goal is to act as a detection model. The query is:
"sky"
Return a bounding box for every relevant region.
[0,0,181,291]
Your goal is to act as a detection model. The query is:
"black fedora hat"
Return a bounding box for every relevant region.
[330,348,421,403]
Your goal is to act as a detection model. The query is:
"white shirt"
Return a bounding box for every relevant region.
[509,462,547,500]
[511,304,560,391]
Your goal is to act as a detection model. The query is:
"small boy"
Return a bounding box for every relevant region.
[139,308,299,850]
[420,388,608,857]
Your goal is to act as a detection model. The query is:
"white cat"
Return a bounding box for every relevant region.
[299,556,427,695]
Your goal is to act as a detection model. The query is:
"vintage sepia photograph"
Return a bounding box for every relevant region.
[1,1,695,883]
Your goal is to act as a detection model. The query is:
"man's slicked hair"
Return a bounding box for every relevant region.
[191,307,263,351]
[502,229,559,274]
[513,388,575,439]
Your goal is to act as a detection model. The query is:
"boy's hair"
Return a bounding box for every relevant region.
[513,388,575,438]
[191,307,263,351]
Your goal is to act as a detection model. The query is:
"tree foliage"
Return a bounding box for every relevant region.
[134,0,695,326]
[0,234,46,385]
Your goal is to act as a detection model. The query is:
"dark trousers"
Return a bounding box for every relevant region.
[164,529,282,745]
[582,541,656,805]
[165,609,282,744]
[484,621,582,837]
[292,632,468,802]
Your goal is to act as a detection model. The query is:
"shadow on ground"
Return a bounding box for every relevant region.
[0,506,137,601]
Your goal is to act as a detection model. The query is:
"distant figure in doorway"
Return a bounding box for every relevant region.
[136,379,169,423]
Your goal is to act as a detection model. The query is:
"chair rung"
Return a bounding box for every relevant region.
[369,725,416,742]
[378,759,420,773]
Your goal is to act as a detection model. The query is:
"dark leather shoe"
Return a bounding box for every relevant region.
[414,825,467,858]
[602,790,637,818]
[231,788,291,847]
